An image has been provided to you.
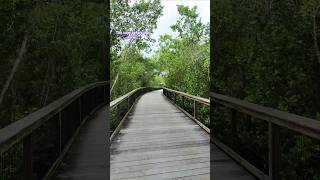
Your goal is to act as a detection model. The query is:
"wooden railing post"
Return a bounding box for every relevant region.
[193,100,197,119]
[103,85,106,101]
[23,135,33,179]
[182,96,185,109]
[127,96,130,110]
[269,123,281,180]
[79,97,82,123]
[59,112,62,154]
[231,109,237,142]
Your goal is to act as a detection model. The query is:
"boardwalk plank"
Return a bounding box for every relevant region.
[111,162,209,179]
[115,167,210,180]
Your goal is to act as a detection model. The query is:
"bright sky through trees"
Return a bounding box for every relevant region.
[144,0,210,57]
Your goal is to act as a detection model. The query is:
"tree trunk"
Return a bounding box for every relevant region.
[313,15,320,64]
[43,61,55,106]
[0,33,28,107]
[40,60,50,106]
[110,73,119,95]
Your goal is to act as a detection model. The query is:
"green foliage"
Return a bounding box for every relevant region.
[156,5,209,97]
[212,0,320,116]
[212,0,320,178]
[111,46,158,99]
[149,75,164,87]
[110,4,209,100]
[110,0,163,100]
[110,0,162,58]
[0,0,108,128]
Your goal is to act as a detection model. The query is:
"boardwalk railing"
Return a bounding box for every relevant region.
[163,88,210,132]
[0,81,108,180]
[110,87,160,141]
[211,92,320,180]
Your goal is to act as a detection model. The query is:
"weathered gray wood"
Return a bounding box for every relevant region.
[269,123,280,180]
[23,135,34,179]
[110,88,142,109]
[211,143,257,180]
[210,92,320,140]
[111,90,255,180]
[210,91,320,179]
[193,100,197,118]
[163,88,210,105]
[230,109,237,144]
[54,105,109,179]
[167,97,210,133]
[0,81,108,154]
[51,89,257,180]
[211,136,265,180]
[110,87,161,109]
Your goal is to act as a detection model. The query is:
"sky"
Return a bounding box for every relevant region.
[143,0,210,57]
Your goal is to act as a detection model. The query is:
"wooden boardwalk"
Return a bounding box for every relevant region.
[111,90,255,180]
[211,145,256,180]
[54,106,109,179]
[54,90,256,179]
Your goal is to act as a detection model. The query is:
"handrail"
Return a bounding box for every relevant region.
[210,91,320,180]
[0,81,108,179]
[211,92,320,140]
[163,88,210,133]
[163,88,209,105]
[0,81,108,154]
[110,87,144,108]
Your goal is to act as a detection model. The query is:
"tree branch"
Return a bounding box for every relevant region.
[0,33,28,107]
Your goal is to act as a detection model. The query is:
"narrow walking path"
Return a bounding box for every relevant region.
[54,106,109,179]
[54,90,256,180]
[110,90,210,179]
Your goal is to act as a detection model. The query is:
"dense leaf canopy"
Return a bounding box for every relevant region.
[0,0,108,128]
